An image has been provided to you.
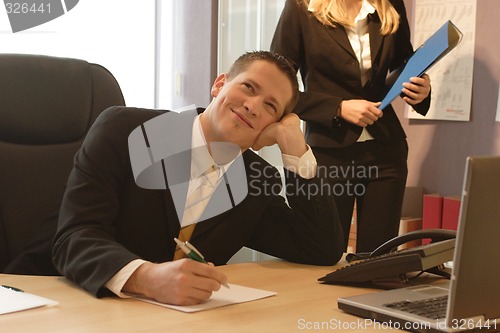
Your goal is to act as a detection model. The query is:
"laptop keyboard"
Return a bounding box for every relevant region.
[384,295,448,320]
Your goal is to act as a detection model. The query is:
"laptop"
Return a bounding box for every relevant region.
[338,156,500,332]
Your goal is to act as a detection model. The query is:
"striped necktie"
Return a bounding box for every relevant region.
[173,165,218,260]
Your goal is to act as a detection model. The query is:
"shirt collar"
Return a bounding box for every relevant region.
[355,0,375,24]
[191,115,215,179]
[191,115,237,180]
[308,0,317,12]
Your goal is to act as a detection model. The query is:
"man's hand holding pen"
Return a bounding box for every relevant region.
[122,258,228,306]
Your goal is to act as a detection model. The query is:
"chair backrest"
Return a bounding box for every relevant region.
[0,54,125,272]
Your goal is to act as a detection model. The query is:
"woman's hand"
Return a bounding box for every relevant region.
[338,100,383,127]
[402,74,431,105]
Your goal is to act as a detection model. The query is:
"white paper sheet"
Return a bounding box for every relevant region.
[0,286,58,315]
[129,283,276,313]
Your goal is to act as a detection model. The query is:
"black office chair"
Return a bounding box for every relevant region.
[0,54,125,274]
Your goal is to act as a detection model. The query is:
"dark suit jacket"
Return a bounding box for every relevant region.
[271,0,430,148]
[52,106,344,297]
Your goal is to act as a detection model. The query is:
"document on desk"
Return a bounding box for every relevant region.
[130,284,276,313]
[380,20,462,110]
[0,286,58,315]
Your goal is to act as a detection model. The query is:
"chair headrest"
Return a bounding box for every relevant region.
[0,54,93,144]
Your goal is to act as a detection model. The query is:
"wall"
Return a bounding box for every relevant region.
[401,0,500,196]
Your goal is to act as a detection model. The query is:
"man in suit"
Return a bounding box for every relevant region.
[52,51,344,306]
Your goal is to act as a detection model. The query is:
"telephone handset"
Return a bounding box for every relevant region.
[346,229,457,262]
[318,229,457,285]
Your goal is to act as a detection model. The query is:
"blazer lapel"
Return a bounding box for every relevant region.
[324,25,357,61]
[160,111,195,230]
[368,13,384,68]
[163,187,181,245]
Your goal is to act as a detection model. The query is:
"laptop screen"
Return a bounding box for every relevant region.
[447,156,500,325]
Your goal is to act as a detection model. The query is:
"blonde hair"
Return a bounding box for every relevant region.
[304,0,400,35]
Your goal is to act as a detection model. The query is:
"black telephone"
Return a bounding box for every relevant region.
[318,229,456,285]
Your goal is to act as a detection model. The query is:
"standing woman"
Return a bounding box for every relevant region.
[271,0,431,252]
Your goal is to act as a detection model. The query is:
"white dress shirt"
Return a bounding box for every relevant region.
[309,0,376,142]
[105,114,317,297]
[345,0,376,142]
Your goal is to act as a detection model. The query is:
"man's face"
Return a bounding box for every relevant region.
[201,60,293,150]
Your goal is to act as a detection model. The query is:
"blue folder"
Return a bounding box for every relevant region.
[380,20,463,110]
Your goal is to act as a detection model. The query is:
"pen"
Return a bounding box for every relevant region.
[174,238,230,288]
[1,285,24,292]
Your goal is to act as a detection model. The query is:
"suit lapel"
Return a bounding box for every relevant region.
[324,25,357,60]
[160,111,195,232]
[368,13,384,69]
[162,187,181,245]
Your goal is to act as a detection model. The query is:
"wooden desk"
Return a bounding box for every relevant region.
[1,261,407,333]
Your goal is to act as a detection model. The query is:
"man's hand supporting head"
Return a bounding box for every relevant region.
[252,113,307,157]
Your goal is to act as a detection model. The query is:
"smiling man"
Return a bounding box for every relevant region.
[52,51,344,306]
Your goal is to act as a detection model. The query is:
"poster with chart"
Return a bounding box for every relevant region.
[406,0,476,121]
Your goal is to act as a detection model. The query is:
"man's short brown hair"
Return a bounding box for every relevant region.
[227,51,299,118]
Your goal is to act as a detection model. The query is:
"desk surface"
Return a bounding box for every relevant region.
[1,261,415,333]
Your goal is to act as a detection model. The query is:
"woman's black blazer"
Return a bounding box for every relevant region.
[271,0,430,148]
